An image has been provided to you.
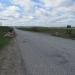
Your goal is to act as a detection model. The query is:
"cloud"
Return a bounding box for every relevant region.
[0,3,4,10]
[0,0,75,26]
[43,0,62,7]
[12,0,31,11]
[0,5,21,20]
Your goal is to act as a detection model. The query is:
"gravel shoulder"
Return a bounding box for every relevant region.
[0,38,25,75]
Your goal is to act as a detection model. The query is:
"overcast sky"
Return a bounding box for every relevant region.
[0,0,75,27]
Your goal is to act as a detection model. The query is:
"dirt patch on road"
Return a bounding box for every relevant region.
[0,39,25,75]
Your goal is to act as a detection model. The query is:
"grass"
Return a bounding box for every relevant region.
[18,27,75,40]
[0,26,13,49]
[0,37,11,49]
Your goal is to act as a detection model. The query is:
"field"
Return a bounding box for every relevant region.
[0,26,13,49]
[18,27,75,40]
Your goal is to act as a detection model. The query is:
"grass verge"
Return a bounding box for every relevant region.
[0,26,13,49]
[0,37,11,49]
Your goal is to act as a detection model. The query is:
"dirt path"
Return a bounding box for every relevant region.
[0,39,25,75]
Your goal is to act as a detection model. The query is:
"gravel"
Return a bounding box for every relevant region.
[0,39,25,75]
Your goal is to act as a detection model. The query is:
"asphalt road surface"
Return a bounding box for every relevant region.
[15,29,75,75]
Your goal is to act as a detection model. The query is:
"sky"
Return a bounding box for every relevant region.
[0,0,75,27]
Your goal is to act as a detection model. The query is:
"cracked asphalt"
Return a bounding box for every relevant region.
[15,29,75,75]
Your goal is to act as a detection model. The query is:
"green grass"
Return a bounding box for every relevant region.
[18,27,75,40]
[0,26,13,49]
[0,37,11,49]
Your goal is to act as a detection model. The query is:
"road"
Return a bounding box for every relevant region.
[15,29,75,75]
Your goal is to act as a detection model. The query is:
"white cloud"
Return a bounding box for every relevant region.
[12,0,31,11]
[43,0,63,7]
[34,8,47,18]
[0,3,4,10]
[0,0,75,26]
[20,16,34,22]
[0,5,20,19]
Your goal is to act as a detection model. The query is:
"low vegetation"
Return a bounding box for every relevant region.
[0,26,13,49]
[18,27,75,40]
